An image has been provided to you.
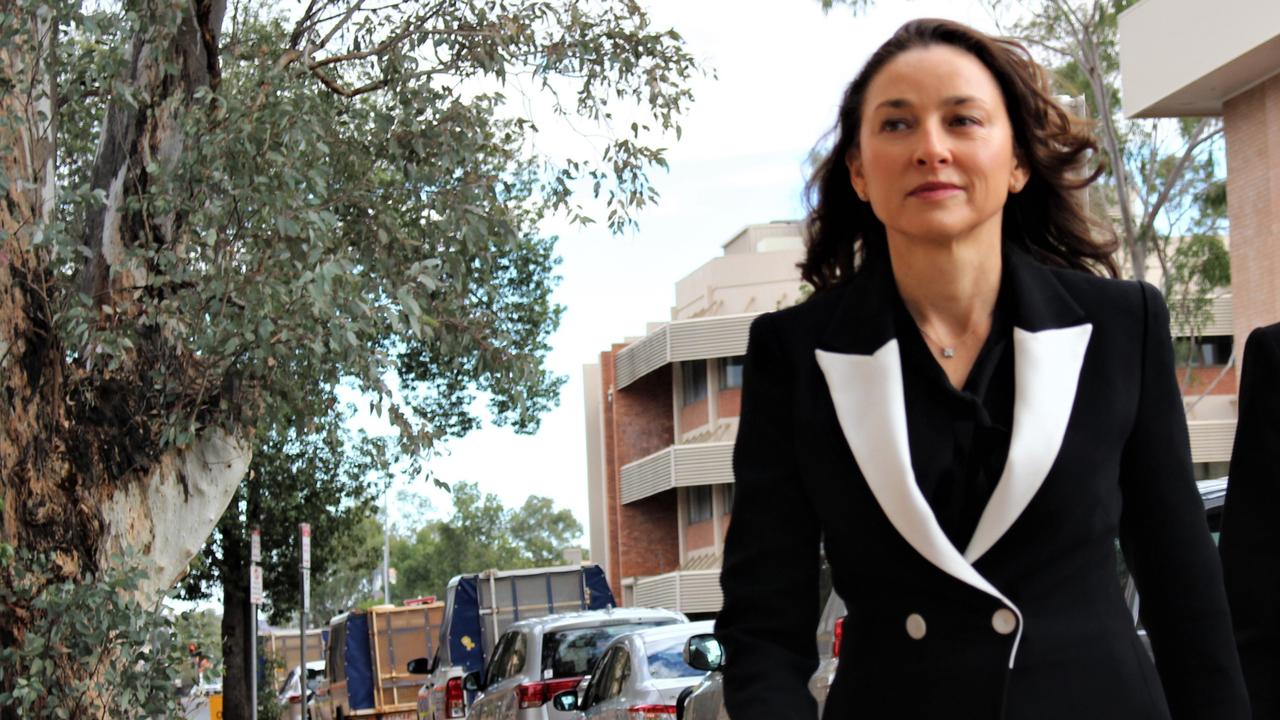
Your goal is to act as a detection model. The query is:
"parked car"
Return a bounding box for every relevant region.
[676,591,845,720]
[550,620,716,720]
[413,565,616,720]
[463,607,688,720]
[279,660,325,720]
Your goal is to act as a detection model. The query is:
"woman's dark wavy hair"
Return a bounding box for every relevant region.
[801,18,1120,291]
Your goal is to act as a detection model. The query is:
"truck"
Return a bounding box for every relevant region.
[261,627,328,696]
[312,601,446,720]
[411,564,615,720]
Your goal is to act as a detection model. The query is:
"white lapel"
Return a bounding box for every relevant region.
[816,322,1091,668]
[964,324,1092,562]
[815,343,1011,603]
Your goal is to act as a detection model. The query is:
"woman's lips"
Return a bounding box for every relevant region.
[908,182,962,200]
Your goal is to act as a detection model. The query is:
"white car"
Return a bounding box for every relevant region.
[279,660,325,720]
[465,607,688,720]
[552,621,715,720]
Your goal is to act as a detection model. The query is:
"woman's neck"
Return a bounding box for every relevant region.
[887,231,1002,338]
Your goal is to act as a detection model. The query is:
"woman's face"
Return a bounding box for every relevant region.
[847,44,1028,247]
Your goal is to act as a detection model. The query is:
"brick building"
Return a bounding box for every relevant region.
[583,222,806,616]
[1119,0,1280,359]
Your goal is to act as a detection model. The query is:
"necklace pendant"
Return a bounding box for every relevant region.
[941,347,956,359]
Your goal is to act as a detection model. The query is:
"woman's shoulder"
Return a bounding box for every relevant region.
[1041,263,1159,318]
[750,282,849,340]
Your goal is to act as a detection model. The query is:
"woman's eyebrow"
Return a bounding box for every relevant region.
[872,95,984,111]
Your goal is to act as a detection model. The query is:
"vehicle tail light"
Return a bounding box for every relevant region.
[287,695,301,704]
[628,704,677,719]
[516,677,582,708]
[833,615,845,659]
[445,676,465,718]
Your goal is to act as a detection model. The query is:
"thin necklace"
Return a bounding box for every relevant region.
[916,319,984,360]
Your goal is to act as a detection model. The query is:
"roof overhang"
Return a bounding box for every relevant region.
[1119,0,1280,117]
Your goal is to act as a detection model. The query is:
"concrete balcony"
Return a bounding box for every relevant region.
[620,442,734,505]
[1188,419,1236,464]
[631,569,723,614]
[614,313,758,390]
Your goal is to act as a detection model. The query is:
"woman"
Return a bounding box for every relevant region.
[715,18,1250,720]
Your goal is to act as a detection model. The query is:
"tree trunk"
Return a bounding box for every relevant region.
[2,0,249,646]
[221,490,253,720]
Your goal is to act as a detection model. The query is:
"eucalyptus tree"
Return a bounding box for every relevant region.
[0,0,696,675]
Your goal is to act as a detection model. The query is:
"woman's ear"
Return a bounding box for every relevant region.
[847,153,869,202]
[1009,152,1030,194]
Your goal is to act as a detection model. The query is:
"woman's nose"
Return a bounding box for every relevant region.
[913,123,952,167]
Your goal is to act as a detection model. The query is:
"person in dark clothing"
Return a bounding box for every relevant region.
[1221,321,1280,720]
[715,18,1250,720]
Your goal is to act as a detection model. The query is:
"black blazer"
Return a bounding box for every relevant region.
[716,251,1249,720]
[1220,322,1280,720]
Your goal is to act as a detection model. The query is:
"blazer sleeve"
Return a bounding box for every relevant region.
[1219,325,1280,718]
[716,312,822,720]
[1117,282,1250,719]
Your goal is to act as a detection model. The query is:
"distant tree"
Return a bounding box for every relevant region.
[390,482,584,602]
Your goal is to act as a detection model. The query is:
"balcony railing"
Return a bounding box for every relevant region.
[614,313,758,389]
[1188,418,1236,464]
[620,442,734,504]
[632,569,723,614]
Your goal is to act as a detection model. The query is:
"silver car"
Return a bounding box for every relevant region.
[466,607,688,720]
[676,592,847,720]
[552,621,715,720]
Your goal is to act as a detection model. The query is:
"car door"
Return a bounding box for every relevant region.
[582,645,632,720]
[473,631,523,720]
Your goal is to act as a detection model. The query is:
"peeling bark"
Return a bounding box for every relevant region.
[2,0,245,649]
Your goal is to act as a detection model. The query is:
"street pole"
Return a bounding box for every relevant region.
[299,523,311,718]
[382,491,391,605]
[249,529,262,720]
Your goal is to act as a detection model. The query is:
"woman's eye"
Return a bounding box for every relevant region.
[951,115,980,127]
[880,118,909,132]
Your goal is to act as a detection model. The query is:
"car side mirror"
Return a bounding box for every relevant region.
[552,690,578,712]
[407,657,431,675]
[683,634,725,672]
[462,670,481,693]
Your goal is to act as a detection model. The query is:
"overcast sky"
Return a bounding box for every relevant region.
[370,0,997,538]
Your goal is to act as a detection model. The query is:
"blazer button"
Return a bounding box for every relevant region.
[992,608,1018,636]
[905,613,927,640]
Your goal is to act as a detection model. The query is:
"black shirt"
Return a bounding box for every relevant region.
[892,281,1015,550]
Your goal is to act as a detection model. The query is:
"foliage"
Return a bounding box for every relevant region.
[0,550,184,719]
[389,482,584,602]
[1,0,697,555]
[981,0,1227,285]
[256,651,285,720]
[308,514,387,623]
[171,607,224,687]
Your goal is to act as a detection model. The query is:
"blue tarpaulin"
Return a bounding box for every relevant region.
[344,613,375,709]
[450,577,486,675]
[584,566,614,609]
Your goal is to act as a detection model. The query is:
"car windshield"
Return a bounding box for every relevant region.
[645,636,705,679]
[542,621,672,678]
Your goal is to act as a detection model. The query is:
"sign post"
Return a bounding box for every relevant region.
[249,529,262,720]
[299,523,311,717]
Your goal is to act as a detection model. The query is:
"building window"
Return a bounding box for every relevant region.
[718,356,744,390]
[721,483,735,515]
[1174,336,1233,367]
[681,359,708,407]
[688,486,713,524]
